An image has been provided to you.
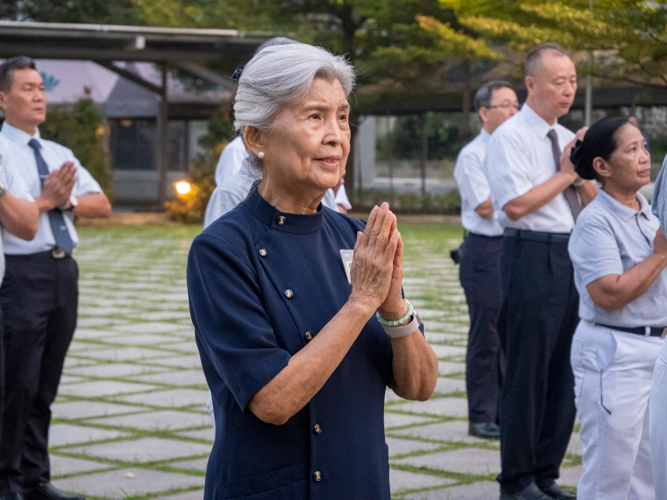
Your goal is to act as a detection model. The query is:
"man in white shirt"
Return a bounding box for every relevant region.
[486,44,596,500]
[454,80,518,440]
[0,56,111,500]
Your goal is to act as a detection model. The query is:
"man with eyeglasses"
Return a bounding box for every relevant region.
[454,81,518,441]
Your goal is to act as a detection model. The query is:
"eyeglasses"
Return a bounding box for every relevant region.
[486,103,521,111]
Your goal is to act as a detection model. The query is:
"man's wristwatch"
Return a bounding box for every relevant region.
[0,183,6,199]
[61,195,78,211]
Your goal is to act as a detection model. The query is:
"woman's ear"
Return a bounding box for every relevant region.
[244,126,265,157]
[592,156,612,180]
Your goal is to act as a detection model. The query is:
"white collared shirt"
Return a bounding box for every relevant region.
[569,190,667,327]
[0,136,34,282]
[214,135,248,187]
[454,130,503,236]
[0,122,103,255]
[486,103,576,233]
[204,155,339,228]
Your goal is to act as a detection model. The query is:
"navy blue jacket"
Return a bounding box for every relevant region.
[188,189,394,499]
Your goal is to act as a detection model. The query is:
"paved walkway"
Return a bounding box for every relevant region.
[50,226,582,499]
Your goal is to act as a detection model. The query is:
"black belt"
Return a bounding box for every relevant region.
[596,323,667,338]
[504,228,571,244]
[468,232,503,240]
[5,248,70,260]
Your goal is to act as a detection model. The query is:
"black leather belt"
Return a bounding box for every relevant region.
[504,228,571,244]
[596,323,667,338]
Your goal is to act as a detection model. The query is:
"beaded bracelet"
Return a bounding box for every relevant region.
[376,299,414,327]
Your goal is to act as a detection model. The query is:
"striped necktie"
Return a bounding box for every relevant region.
[28,139,75,254]
[546,130,583,221]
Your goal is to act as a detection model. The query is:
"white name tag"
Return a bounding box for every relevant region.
[340,249,354,285]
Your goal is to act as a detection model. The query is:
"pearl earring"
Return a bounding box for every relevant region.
[258,152,265,159]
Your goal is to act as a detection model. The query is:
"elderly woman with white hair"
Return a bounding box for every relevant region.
[187,44,438,499]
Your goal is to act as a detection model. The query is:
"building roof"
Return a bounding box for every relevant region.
[0,20,269,62]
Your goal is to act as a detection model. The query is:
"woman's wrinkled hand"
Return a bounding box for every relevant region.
[348,202,400,316]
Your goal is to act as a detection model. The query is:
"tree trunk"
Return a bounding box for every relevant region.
[461,59,472,145]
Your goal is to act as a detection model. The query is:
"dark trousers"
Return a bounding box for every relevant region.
[0,252,78,493]
[497,234,578,494]
[459,233,504,423]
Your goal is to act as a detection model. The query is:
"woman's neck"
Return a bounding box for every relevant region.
[257,179,323,215]
[602,183,640,211]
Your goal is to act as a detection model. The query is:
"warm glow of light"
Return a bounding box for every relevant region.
[175,181,191,195]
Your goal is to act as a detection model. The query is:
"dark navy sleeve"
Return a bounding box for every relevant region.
[187,232,290,413]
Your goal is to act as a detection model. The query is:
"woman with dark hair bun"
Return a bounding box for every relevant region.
[568,116,667,499]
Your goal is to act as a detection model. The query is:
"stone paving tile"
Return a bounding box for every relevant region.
[51,455,114,477]
[438,361,466,376]
[404,481,499,499]
[130,369,208,386]
[98,334,189,346]
[72,328,122,339]
[177,428,215,442]
[386,437,441,457]
[53,468,204,499]
[390,469,455,493]
[86,410,210,431]
[393,448,501,475]
[83,347,176,361]
[434,377,466,395]
[113,321,185,333]
[385,412,438,429]
[114,388,210,408]
[151,355,203,369]
[52,401,144,420]
[156,490,205,500]
[169,457,209,471]
[160,341,200,354]
[391,420,488,444]
[49,424,128,447]
[430,345,468,359]
[558,465,584,487]
[57,380,158,397]
[393,397,468,418]
[65,362,169,378]
[63,437,211,463]
[567,432,582,456]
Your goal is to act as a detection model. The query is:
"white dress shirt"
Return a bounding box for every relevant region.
[0,137,34,283]
[204,140,340,228]
[485,103,576,233]
[0,122,103,255]
[214,135,248,188]
[454,129,503,236]
[335,184,352,211]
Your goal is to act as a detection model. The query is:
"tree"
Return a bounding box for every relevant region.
[0,0,142,24]
[437,0,667,89]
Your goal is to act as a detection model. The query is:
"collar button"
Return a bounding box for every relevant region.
[277,216,286,226]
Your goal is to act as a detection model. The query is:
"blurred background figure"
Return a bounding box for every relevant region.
[454,80,518,440]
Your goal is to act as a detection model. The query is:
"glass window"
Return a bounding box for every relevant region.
[110,119,156,171]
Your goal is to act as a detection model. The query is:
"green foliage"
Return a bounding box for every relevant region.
[165,111,233,223]
[39,98,113,198]
[0,0,142,24]
[376,112,466,161]
[349,188,461,214]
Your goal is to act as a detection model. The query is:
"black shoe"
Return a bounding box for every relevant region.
[469,421,500,439]
[539,482,576,500]
[24,483,84,500]
[518,482,553,500]
[0,492,23,500]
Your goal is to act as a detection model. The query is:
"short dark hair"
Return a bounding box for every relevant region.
[525,43,569,77]
[0,56,36,93]
[571,116,632,181]
[474,80,513,113]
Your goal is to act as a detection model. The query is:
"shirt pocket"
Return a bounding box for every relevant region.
[215,464,306,499]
